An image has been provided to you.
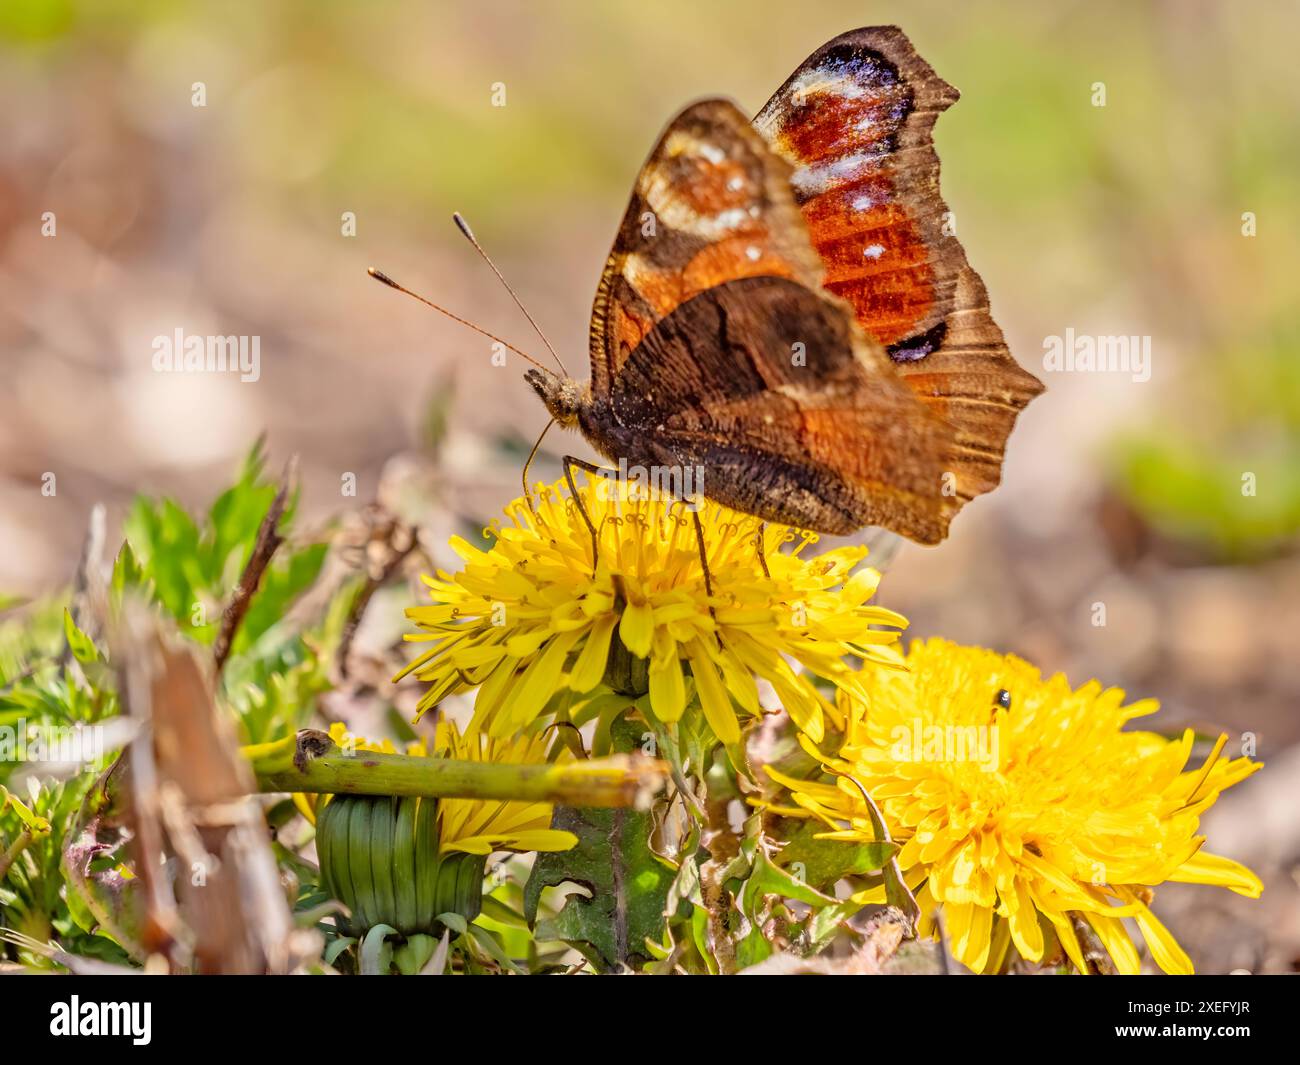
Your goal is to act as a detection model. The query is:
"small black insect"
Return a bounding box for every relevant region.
[995,688,1012,710]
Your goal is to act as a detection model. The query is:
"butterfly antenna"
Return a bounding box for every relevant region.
[452,212,569,376]
[367,267,555,374]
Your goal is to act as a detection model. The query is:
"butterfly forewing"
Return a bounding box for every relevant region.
[588,98,829,398]
[754,26,1044,506]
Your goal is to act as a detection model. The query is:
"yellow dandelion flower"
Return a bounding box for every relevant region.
[768,638,1262,975]
[431,720,577,855]
[396,473,906,746]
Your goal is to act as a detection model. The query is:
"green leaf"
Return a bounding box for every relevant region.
[59,766,146,961]
[360,923,396,975]
[466,923,524,973]
[522,715,674,972]
[775,819,898,890]
[392,933,437,975]
[206,440,276,581]
[739,850,840,915]
[61,609,98,665]
[523,801,674,972]
[123,496,201,620]
[110,541,143,598]
[733,920,774,969]
[689,905,717,975]
[806,900,867,952]
[324,936,355,965]
[478,893,529,929]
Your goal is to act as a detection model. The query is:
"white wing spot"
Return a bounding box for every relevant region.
[863,244,885,260]
[791,69,867,101]
[790,150,885,196]
[745,246,762,261]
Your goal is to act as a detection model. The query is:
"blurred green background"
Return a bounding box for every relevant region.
[1,0,1297,971]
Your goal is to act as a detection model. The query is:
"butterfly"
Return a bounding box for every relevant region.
[534,26,1043,544]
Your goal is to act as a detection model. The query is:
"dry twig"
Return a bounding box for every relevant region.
[213,457,297,675]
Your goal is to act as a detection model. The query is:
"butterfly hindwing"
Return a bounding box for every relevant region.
[606,274,956,538]
[754,26,1044,504]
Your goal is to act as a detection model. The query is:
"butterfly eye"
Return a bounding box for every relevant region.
[995,688,1012,710]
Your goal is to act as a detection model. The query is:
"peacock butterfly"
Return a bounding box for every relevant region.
[532,26,1043,543]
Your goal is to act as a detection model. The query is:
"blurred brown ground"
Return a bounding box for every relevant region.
[1,0,1296,972]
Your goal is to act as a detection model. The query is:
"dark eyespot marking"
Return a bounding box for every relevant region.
[887,321,947,363]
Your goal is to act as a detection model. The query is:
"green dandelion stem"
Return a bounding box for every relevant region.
[246,730,667,808]
[0,787,51,882]
[0,828,37,882]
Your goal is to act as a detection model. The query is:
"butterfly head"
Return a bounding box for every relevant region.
[525,367,587,428]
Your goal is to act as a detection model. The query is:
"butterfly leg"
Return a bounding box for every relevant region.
[754,521,772,580]
[686,507,721,626]
[521,418,556,520]
[562,454,612,573]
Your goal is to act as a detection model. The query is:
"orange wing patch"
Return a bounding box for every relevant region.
[755,31,945,348]
[588,100,827,396]
[755,26,1043,502]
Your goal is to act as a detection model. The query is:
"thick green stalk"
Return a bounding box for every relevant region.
[0,828,36,882]
[246,730,666,809]
[0,787,51,882]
